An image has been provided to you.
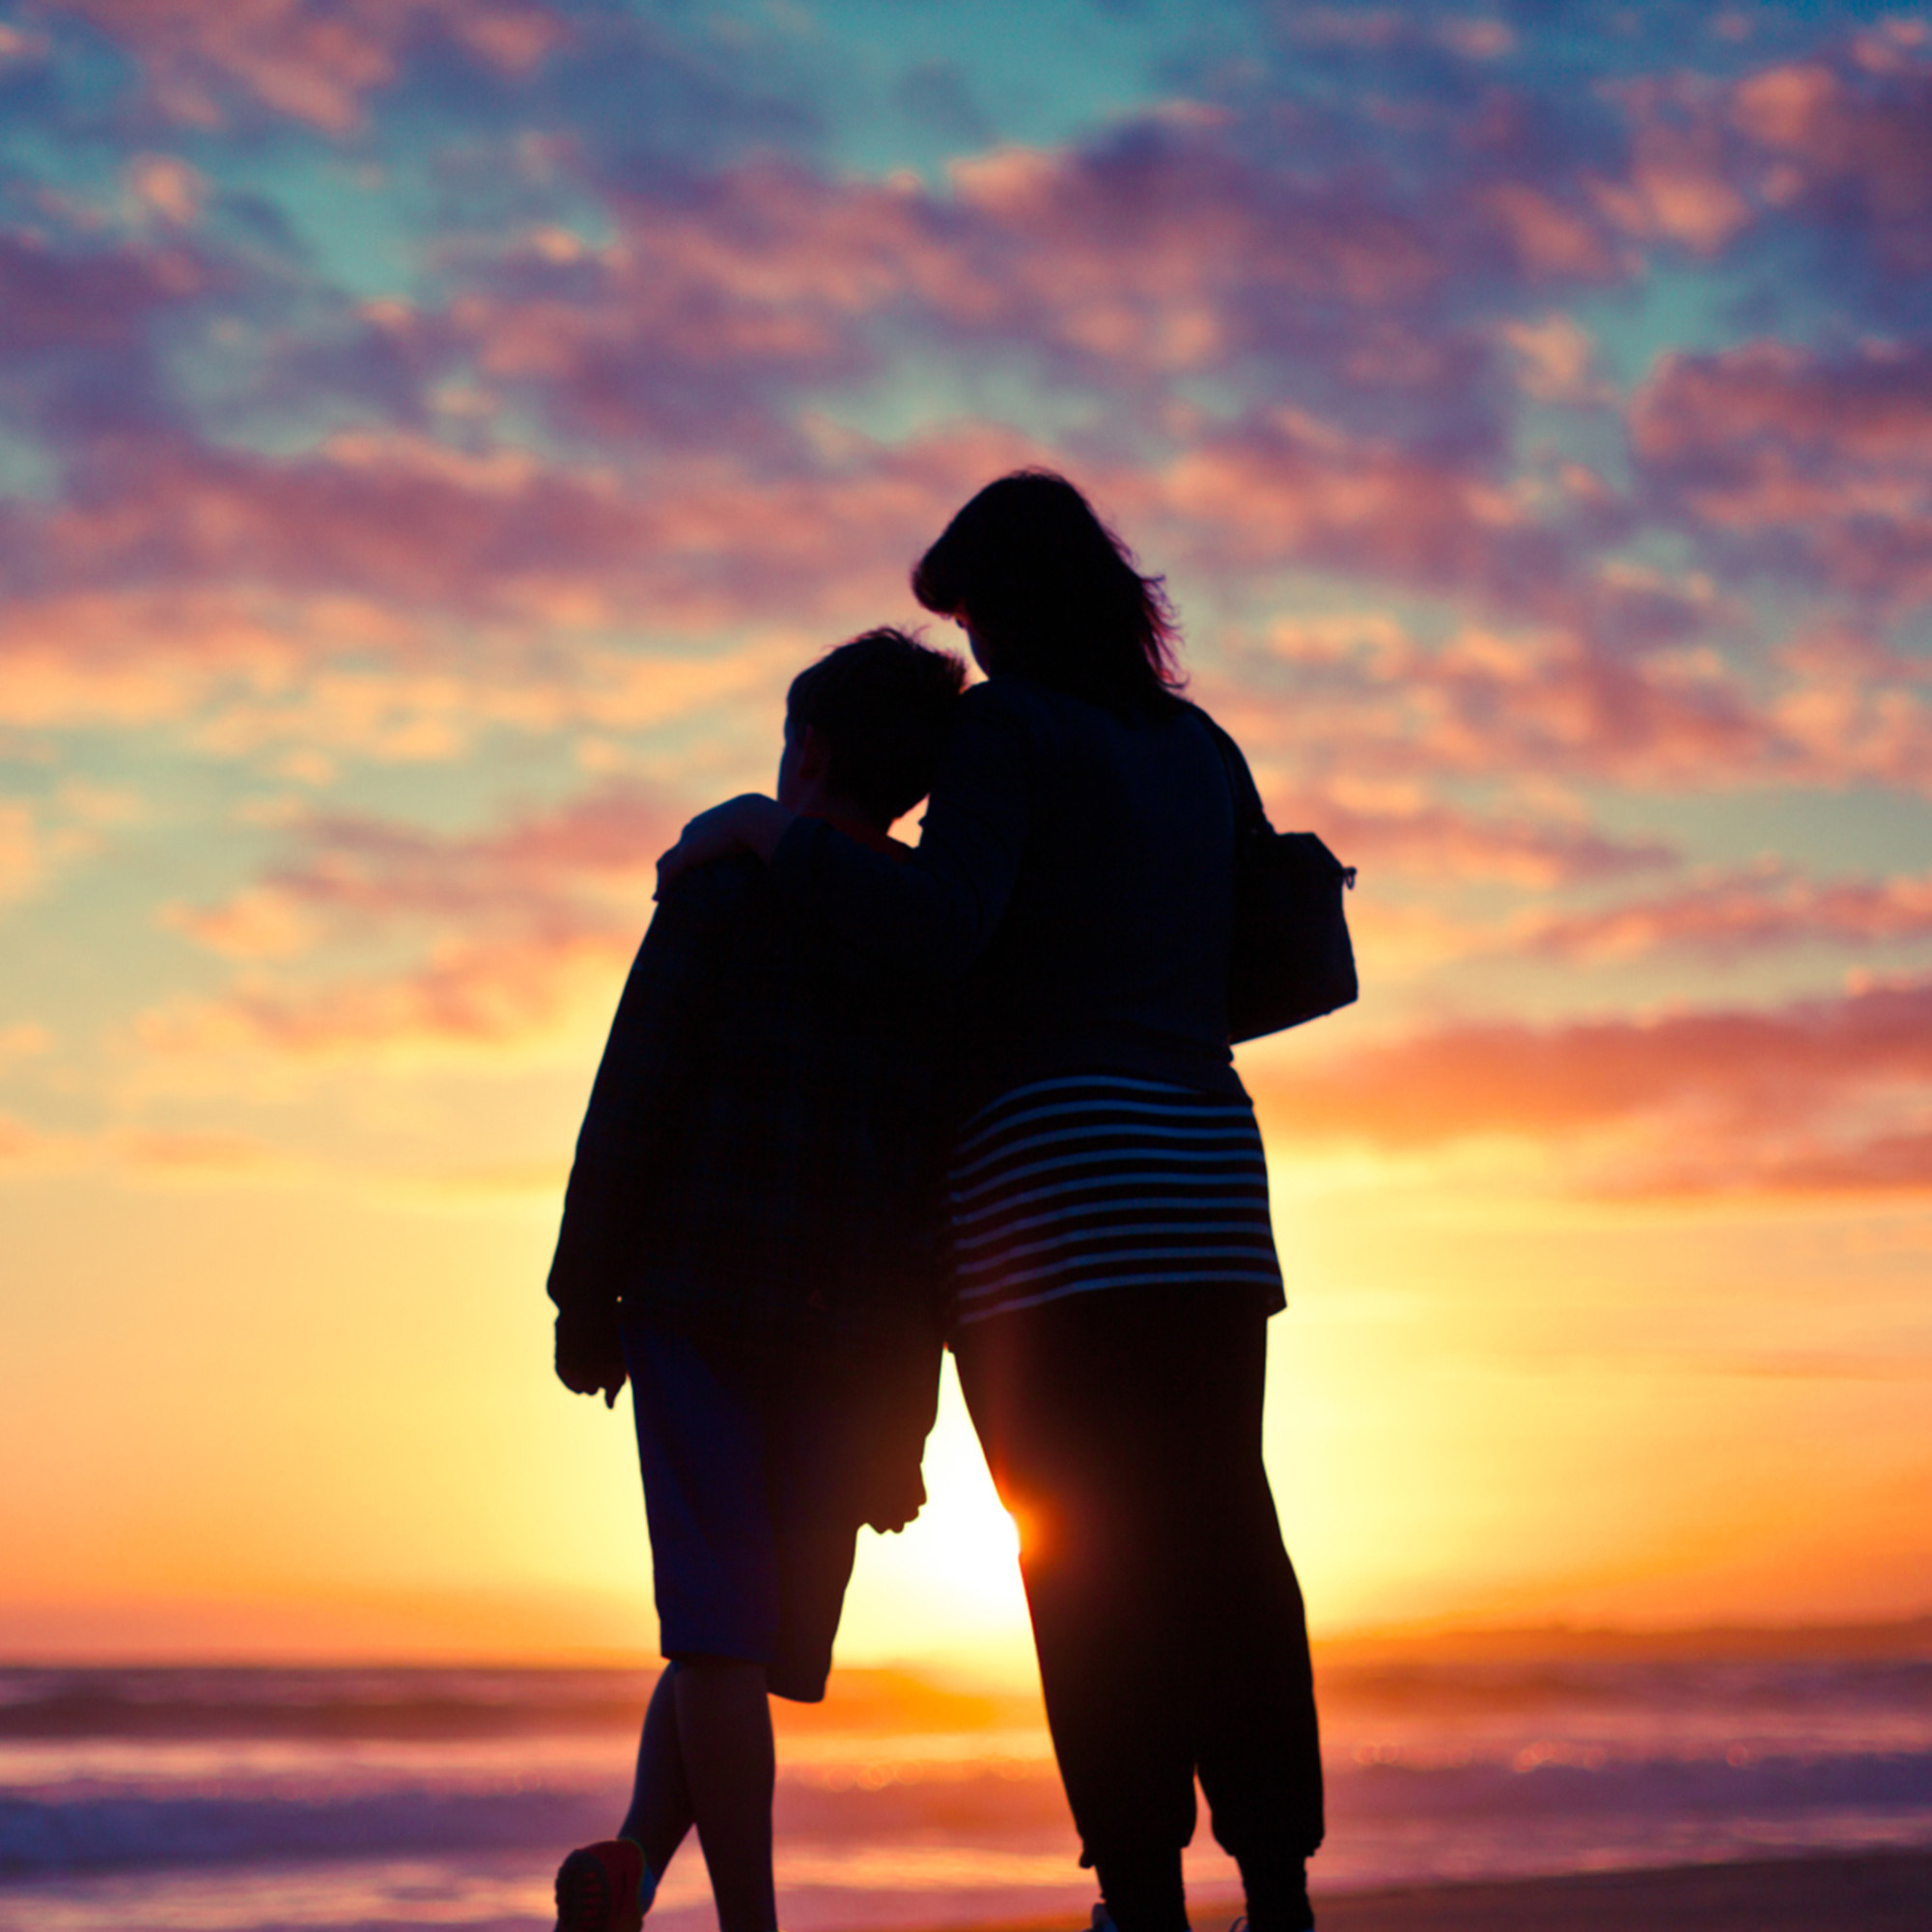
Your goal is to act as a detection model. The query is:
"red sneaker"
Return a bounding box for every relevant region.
[554,1838,648,1932]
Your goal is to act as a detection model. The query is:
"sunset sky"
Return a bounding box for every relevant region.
[3,0,1929,1670]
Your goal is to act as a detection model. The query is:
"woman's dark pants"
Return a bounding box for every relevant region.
[954,1287,1324,1924]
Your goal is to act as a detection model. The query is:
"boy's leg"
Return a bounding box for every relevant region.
[595,1657,777,1931]
[619,1665,693,1879]
[619,1317,787,1930]
[671,1658,777,1932]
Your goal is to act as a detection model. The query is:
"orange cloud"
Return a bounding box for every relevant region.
[142,925,632,1063]
[0,1110,80,1171]
[1248,974,1932,1198]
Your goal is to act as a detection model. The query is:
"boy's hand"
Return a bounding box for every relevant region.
[862,1466,927,1536]
[554,1312,627,1409]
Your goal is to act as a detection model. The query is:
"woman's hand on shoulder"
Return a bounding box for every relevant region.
[655,794,797,897]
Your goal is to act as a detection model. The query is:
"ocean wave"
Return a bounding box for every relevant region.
[5,1747,1931,1879]
[0,1787,609,1878]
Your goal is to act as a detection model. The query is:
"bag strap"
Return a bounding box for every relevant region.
[1195,707,1358,890]
[1193,707,1270,841]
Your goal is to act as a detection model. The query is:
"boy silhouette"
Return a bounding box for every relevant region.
[546,629,966,1932]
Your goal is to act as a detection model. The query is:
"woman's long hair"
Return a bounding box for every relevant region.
[911,470,1182,715]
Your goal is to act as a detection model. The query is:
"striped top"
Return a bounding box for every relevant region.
[948,1073,1286,1327]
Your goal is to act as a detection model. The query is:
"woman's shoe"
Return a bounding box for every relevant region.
[554,1837,650,1932]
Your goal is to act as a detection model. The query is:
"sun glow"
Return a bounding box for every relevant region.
[835,1366,1035,1675]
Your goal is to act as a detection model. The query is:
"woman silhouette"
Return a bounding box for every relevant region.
[659,471,1324,1932]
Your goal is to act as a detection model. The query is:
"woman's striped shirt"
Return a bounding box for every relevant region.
[947,1073,1285,1327]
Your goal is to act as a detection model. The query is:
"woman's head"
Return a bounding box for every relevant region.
[910,470,1181,713]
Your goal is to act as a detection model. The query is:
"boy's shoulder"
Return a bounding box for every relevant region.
[657,850,772,924]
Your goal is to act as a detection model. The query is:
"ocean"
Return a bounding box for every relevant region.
[4,1627,1930,1931]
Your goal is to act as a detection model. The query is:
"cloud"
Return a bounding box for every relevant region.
[152,781,682,1059]
[1729,45,1932,276]
[1595,75,1755,256]
[0,1110,79,1172]
[0,783,142,904]
[126,154,206,227]
[108,1126,294,1179]
[0,1023,53,1070]
[1243,785,1675,888]
[0,1108,300,1182]
[0,230,198,357]
[433,100,1641,465]
[1517,861,1932,963]
[1247,973,1932,1198]
[1499,314,1611,404]
[18,49,1927,726]
[0,574,826,759]
[1148,412,1583,616]
[48,0,567,132]
[1632,339,1932,605]
[0,802,40,902]
[222,783,679,930]
[1,418,1042,633]
[141,926,632,1062]
[1213,611,1932,797]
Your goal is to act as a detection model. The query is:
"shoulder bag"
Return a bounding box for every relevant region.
[1203,714,1358,1043]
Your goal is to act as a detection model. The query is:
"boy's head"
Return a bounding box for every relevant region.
[781,628,967,829]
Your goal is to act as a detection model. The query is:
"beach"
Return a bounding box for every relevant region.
[979,1852,1932,1932]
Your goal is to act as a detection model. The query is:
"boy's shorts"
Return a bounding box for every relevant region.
[622,1310,867,1703]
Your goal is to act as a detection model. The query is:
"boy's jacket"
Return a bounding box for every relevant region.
[547,850,954,1372]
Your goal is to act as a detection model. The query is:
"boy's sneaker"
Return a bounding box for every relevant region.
[554,1838,649,1932]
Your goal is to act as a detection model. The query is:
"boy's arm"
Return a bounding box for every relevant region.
[547,870,728,1399]
[859,1329,945,1534]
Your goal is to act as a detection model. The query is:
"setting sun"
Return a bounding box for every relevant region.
[3,2,1931,1926]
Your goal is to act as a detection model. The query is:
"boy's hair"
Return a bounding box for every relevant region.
[787,628,968,826]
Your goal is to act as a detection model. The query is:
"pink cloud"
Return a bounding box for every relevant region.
[1633,340,1932,603]
[1153,415,1553,599]
[1519,862,1932,963]
[0,231,198,355]
[126,154,206,227]
[445,114,1632,461]
[49,0,566,132]
[1228,784,1675,888]
[1592,76,1756,256]
[1211,608,1932,798]
[11,422,1036,635]
[439,136,1474,459]
[241,783,679,929]
[1730,52,1932,273]
[154,783,683,1057]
